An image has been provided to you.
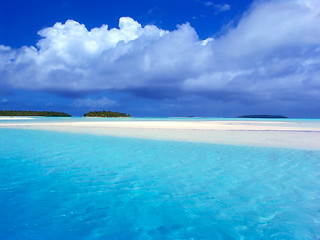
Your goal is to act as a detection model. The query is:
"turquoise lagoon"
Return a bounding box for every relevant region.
[0,120,320,239]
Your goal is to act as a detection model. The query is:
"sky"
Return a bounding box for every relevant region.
[0,0,320,117]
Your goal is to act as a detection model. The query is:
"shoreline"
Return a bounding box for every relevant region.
[1,120,320,150]
[0,117,35,120]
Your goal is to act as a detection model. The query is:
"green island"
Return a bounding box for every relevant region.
[84,110,131,118]
[0,110,71,117]
[238,115,288,118]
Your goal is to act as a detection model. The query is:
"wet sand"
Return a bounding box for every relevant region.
[1,119,320,150]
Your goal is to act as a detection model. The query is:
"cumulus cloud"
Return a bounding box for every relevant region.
[0,17,211,95]
[72,97,117,108]
[1,0,320,110]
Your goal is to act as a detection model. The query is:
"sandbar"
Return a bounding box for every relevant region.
[0,117,34,120]
[1,119,320,150]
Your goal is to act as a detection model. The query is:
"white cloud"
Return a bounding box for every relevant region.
[204,1,214,7]
[0,17,211,93]
[72,97,117,108]
[1,0,320,107]
[214,4,231,12]
[203,2,231,11]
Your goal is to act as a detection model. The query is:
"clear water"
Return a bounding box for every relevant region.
[0,128,320,239]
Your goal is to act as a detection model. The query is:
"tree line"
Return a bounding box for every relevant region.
[0,110,71,117]
[237,115,288,118]
[84,111,131,117]
[0,110,131,118]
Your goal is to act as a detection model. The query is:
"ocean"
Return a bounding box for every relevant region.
[0,120,320,239]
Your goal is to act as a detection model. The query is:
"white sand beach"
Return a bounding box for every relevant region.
[1,119,320,150]
[0,117,35,120]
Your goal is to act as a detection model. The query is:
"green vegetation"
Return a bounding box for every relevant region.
[84,110,131,118]
[0,110,71,117]
[238,115,288,118]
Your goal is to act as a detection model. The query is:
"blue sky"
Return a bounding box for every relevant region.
[1,0,320,117]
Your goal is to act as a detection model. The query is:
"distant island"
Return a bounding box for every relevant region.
[0,110,71,117]
[238,115,288,118]
[84,111,131,118]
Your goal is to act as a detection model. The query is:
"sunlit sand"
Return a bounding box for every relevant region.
[1,119,320,150]
[0,117,34,120]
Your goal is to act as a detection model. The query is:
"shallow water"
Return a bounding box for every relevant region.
[1,128,320,239]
